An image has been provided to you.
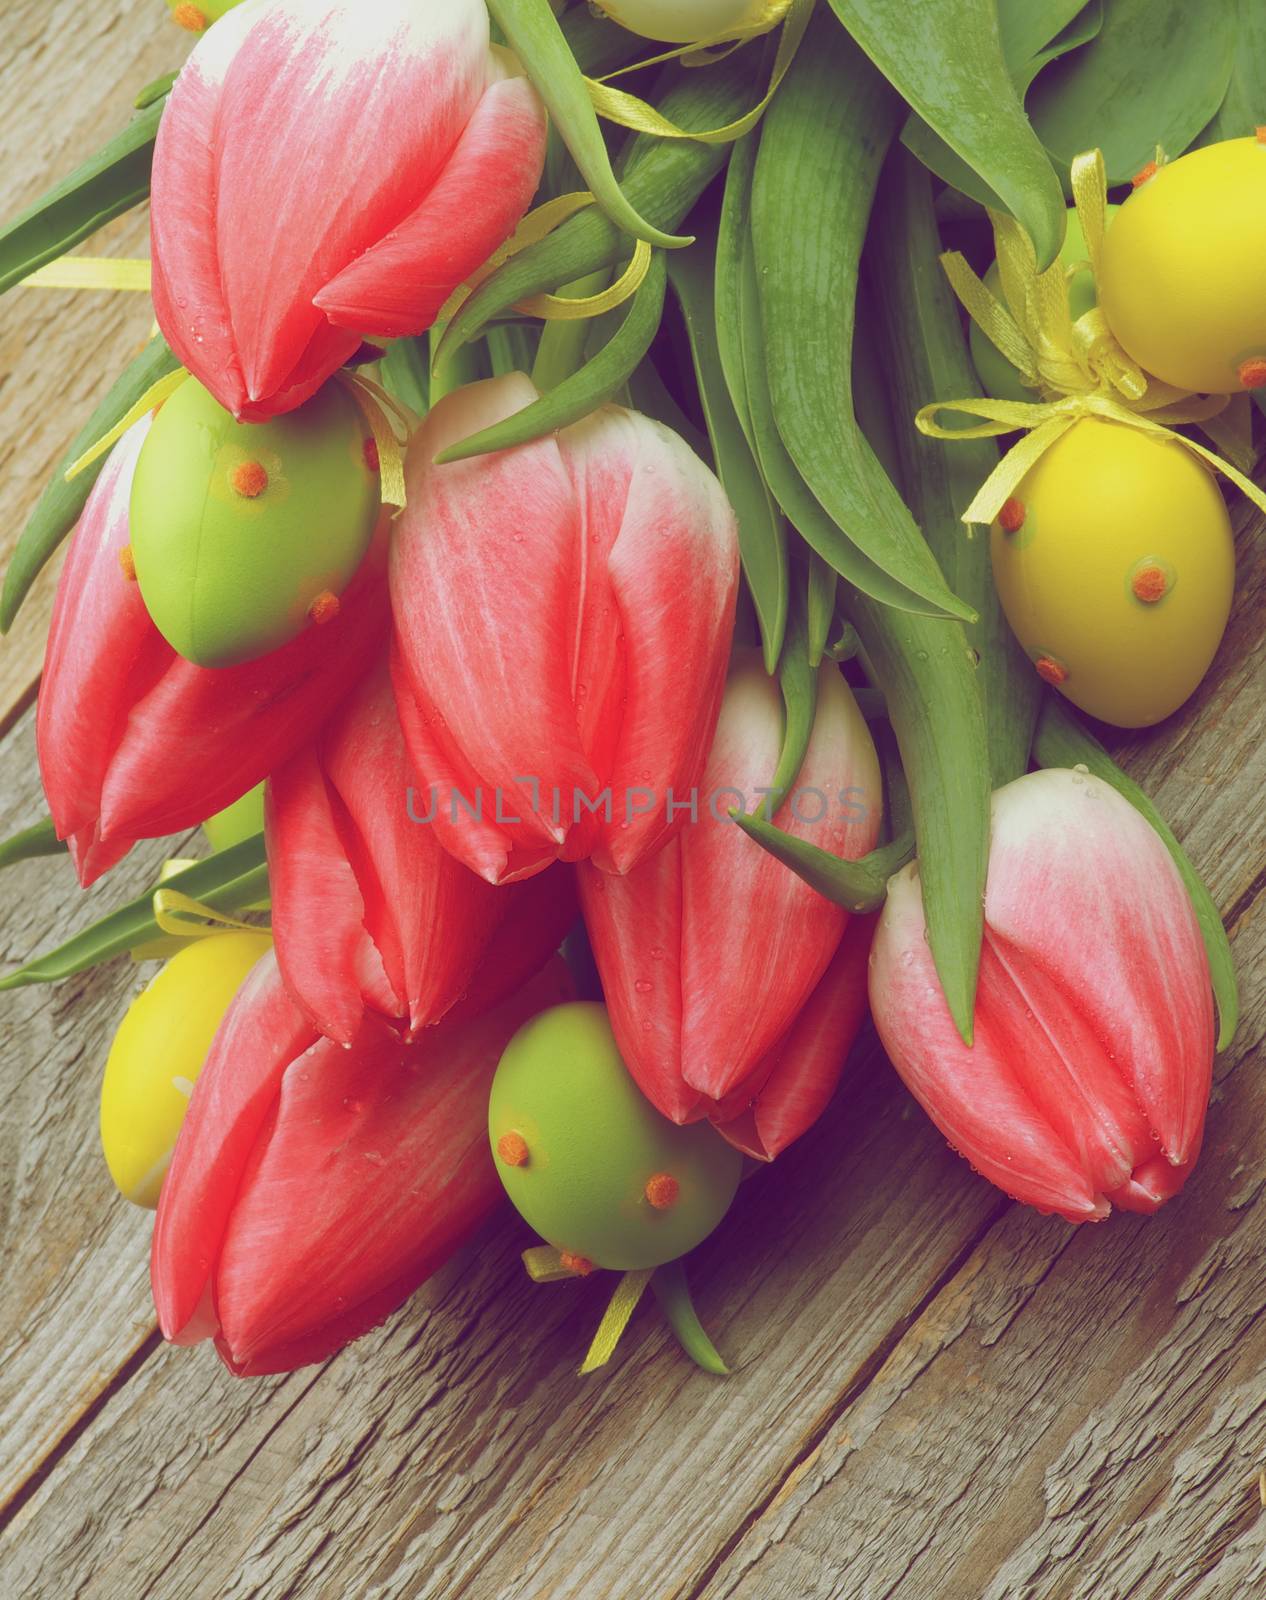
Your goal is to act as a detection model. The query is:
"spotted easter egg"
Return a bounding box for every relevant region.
[970,205,1118,404]
[593,0,770,44]
[166,0,242,30]
[101,931,272,1208]
[1099,137,1266,394]
[990,417,1234,728]
[489,1002,742,1272]
[129,375,380,668]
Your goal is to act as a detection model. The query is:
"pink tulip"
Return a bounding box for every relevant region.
[869,768,1216,1223]
[152,949,573,1376]
[151,0,547,420]
[266,662,578,1043]
[579,654,883,1134]
[37,419,388,886]
[714,914,876,1161]
[391,376,741,885]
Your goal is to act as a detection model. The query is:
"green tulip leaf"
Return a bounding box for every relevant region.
[435,57,757,364]
[434,253,667,464]
[1032,697,1238,1052]
[1196,0,1266,144]
[1027,0,1237,185]
[827,0,1066,267]
[0,835,269,990]
[668,234,788,673]
[749,10,976,622]
[0,87,167,299]
[651,1262,728,1377]
[0,818,66,871]
[486,0,689,249]
[806,552,836,669]
[1,336,182,633]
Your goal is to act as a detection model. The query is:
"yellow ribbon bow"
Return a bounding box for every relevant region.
[916,149,1266,528]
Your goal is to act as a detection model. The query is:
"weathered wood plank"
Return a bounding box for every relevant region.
[693,511,1266,1600]
[0,0,180,729]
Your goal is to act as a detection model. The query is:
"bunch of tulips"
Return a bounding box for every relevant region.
[0,0,1240,1376]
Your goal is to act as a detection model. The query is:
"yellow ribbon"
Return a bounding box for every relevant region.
[131,881,267,962]
[920,148,1266,526]
[22,256,153,292]
[578,1269,654,1375]
[584,0,810,145]
[436,191,653,336]
[65,366,189,482]
[521,1246,580,1283]
[336,369,416,509]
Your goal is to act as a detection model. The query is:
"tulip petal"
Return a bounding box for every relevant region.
[871,864,1109,1223]
[210,960,573,1375]
[715,914,875,1161]
[97,527,391,846]
[560,409,741,874]
[985,769,1215,1170]
[391,378,599,881]
[36,421,170,881]
[151,950,312,1345]
[315,72,547,339]
[153,0,491,414]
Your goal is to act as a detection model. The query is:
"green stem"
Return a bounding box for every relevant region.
[652,1262,728,1376]
[530,270,612,391]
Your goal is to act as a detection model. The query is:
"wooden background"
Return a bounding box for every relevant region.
[2,4,1265,1596]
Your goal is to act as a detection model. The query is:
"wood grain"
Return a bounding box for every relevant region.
[0,2,1264,1596]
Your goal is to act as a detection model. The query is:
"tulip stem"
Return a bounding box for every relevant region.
[530,270,613,392]
[652,1261,729,1376]
[0,817,66,871]
[429,327,483,405]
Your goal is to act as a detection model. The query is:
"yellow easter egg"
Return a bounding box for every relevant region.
[593,0,768,44]
[990,418,1234,729]
[1099,137,1266,394]
[101,931,271,1208]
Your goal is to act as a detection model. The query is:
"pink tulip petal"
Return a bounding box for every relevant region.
[211,960,573,1375]
[37,421,167,855]
[98,526,391,845]
[871,864,1108,1223]
[985,769,1214,1168]
[315,73,547,339]
[391,378,600,879]
[447,865,580,1025]
[154,0,489,414]
[558,410,741,874]
[716,913,875,1161]
[577,853,698,1124]
[151,950,312,1344]
[265,746,391,1046]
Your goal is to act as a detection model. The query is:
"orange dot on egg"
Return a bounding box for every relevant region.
[363,438,381,474]
[1131,160,1158,189]
[1238,358,1266,390]
[231,461,269,499]
[644,1173,680,1210]
[1131,565,1169,604]
[172,3,208,31]
[560,1251,594,1277]
[308,591,341,626]
[497,1131,530,1168]
[997,498,1026,534]
[1035,655,1069,687]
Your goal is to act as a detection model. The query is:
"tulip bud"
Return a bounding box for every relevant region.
[152,952,573,1376]
[266,664,578,1044]
[130,376,380,667]
[580,654,882,1137]
[869,768,1216,1222]
[489,1003,743,1270]
[37,421,389,887]
[101,931,272,1208]
[151,0,547,419]
[391,377,741,884]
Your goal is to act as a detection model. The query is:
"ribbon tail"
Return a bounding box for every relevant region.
[65,367,188,481]
[961,415,1078,525]
[521,1246,579,1284]
[578,1268,654,1374]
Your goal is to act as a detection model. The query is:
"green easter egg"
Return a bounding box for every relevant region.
[970,205,1116,402]
[489,1003,742,1271]
[130,376,379,668]
[201,784,265,852]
